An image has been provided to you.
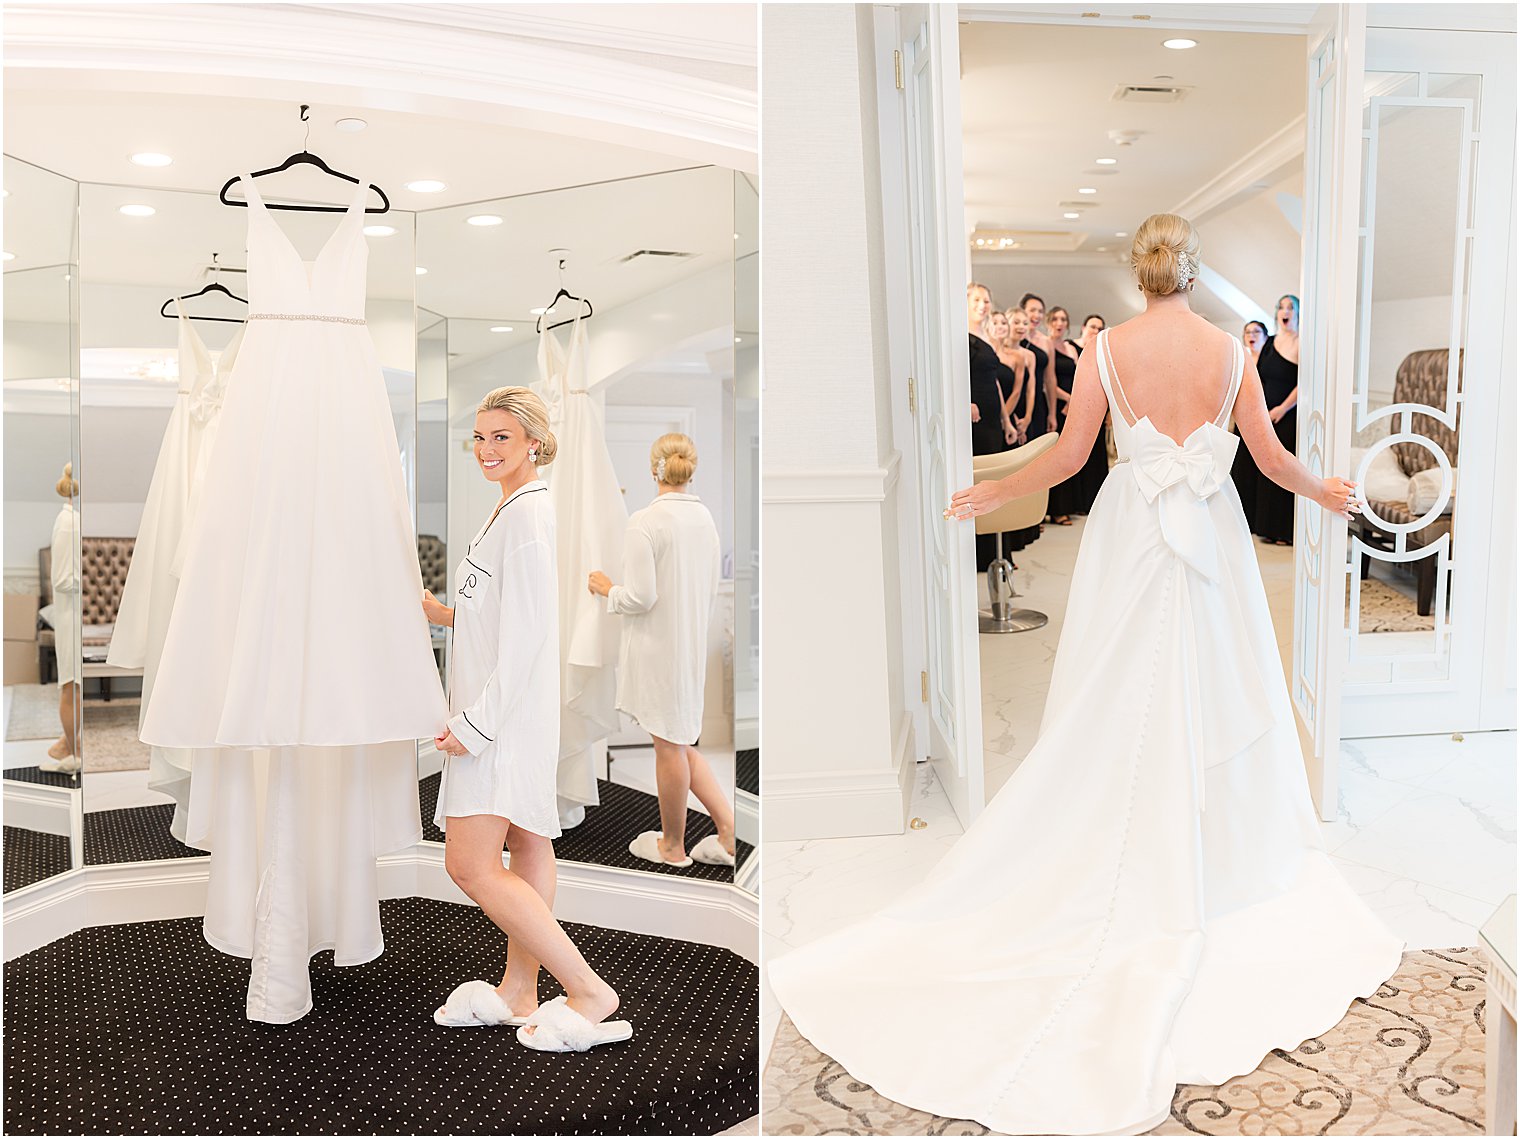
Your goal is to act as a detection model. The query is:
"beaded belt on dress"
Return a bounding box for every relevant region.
[249,313,366,325]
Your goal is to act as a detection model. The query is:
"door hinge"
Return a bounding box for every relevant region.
[894,49,904,90]
[908,376,917,414]
[920,670,929,703]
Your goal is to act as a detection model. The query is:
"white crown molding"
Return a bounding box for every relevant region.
[957,3,1320,35]
[4,5,757,171]
[1170,115,1307,225]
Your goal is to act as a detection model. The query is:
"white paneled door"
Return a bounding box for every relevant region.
[898,4,985,829]
[1293,4,1365,820]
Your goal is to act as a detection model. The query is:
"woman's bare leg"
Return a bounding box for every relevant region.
[651,735,694,862]
[49,682,78,758]
[683,745,737,856]
[445,814,617,1024]
[496,824,557,1016]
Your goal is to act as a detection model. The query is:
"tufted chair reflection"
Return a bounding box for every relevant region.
[38,537,135,689]
[417,534,447,597]
[1352,348,1460,617]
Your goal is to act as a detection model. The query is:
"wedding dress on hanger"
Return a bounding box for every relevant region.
[769,329,1403,1136]
[532,310,626,825]
[141,175,447,1024]
[107,303,244,840]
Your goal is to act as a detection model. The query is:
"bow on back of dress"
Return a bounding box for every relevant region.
[1096,329,1246,582]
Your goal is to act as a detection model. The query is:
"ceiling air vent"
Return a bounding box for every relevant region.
[1112,84,1191,103]
[619,249,696,264]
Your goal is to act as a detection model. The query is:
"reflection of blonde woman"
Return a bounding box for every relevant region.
[588,434,732,868]
[42,463,81,773]
[427,387,630,1051]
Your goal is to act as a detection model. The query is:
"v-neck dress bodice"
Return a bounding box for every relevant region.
[240,174,370,320]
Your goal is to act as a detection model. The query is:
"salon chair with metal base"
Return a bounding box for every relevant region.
[973,434,1058,634]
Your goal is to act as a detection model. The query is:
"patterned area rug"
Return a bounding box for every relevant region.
[763,947,1488,1136]
[1349,577,1437,633]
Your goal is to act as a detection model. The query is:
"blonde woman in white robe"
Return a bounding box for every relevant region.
[42,463,81,773]
[425,386,631,1052]
[588,434,732,868]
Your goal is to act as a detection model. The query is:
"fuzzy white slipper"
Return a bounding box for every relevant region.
[627,830,693,868]
[434,980,531,1027]
[690,834,736,866]
[515,996,633,1052]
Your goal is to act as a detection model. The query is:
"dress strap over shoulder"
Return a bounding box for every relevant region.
[1214,336,1246,428]
[1094,328,1136,427]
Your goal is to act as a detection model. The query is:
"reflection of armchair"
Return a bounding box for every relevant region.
[417,534,447,596]
[38,537,135,686]
[1352,348,1460,617]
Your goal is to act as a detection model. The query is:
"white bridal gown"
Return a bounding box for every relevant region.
[108,305,244,839]
[532,312,626,822]
[140,175,448,1024]
[768,329,1404,1136]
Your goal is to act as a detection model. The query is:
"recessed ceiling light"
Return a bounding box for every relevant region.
[1115,231,1128,237]
[335,118,367,133]
[119,204,156,217]
[466,214,503,227]
[415,266,428,275]
[530,307,558,316]
[1078,187,1098,194]
[1163,37,1198,49]
[1095,158,1118,165]
[1,252,13,261]
[489,325,514,333]
[1096,246,1108,252]
[735,336,743,344]
[131,152,173,167]
[406,180,447,193]
[1063,212,1081,219]
[363,225,396,237]
[975,238,986,246]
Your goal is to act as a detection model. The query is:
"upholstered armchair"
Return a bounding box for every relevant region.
[417,534,447,597]
[1352,348,1460,617]
[37,537,135,686]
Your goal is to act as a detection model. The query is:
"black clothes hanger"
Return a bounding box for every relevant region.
[160,257,248,324]
[217,105,391,214]
[536,259,594,332]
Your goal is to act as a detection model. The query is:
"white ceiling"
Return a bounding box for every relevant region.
[959,21,1305,253]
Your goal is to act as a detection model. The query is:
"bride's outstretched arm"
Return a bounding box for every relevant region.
[947,350,1106,519]
[1236,353,1360,520]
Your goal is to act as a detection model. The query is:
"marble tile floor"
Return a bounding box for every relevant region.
[764,519,1515,1068]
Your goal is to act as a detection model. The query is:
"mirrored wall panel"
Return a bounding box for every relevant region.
[734,171,758,897]
[417,165,750,887]
[3,155,83,890]
[72,179,417,866]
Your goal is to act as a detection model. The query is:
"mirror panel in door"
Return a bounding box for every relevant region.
[3,155,82,890]
[416,166,745,882]
[733,170,758,893]
[74,181,417,866]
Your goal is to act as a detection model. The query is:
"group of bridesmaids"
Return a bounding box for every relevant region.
[1232,294,1302,545]
[966,284,1110,565]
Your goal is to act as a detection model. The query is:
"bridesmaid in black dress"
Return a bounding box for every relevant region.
[1231,296,1300,544]
[1069,313,1111,513]
[1018,294,1060,449]
[1003,308,1043,551]
[1043,307,1082,524]
[966,285,1017,570]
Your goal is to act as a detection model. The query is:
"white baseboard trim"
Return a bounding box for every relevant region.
[734,715,759,750]
[736,787,758,847]
[4,845,758,964]
[762,715,915,841]
[4,780,73,837]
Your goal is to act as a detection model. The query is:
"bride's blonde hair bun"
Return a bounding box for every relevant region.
[1130,213,1201,297]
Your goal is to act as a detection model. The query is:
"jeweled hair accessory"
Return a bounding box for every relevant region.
[1177,251,1196,292]
[656,456,667,482]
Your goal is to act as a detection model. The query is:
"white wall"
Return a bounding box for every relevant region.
[1193,170,1305,325]
[3,407,74,578]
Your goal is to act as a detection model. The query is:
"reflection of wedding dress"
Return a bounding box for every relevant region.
[532,313,625,822]
[107,305,244,840]
[768,329,1403,1136]
[140,175,447,1023]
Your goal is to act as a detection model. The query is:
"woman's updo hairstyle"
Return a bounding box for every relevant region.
[651,433,697,487]
[477,386,558,467]
[1130,213,1201,297]
[55,461,78,499]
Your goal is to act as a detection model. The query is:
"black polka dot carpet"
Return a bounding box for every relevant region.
[4,896,758,1135]
[420,775,755,882]
[3,764,78,789]
[3,825,71,892]
[84,803,201,865]
[735,749,758,796]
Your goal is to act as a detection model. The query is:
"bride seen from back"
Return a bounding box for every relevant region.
[767,212,1402,1136]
